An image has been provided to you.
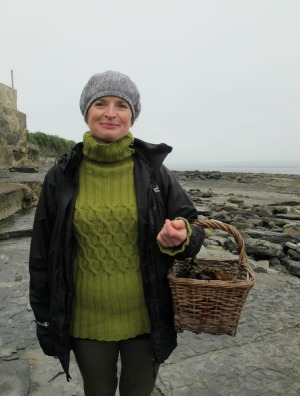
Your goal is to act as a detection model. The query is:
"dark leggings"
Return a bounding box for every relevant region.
[72,336,159,396]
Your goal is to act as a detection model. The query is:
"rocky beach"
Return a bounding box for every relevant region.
[0,165,300,395]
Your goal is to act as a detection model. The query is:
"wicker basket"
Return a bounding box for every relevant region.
[168,219,255,336]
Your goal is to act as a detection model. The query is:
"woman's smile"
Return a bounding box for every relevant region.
[100,122,120,129]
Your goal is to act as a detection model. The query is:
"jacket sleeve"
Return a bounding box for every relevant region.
[157,165,205,259]
[29,165,59,356]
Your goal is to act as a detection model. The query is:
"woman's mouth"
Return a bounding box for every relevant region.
[100,123,119,129]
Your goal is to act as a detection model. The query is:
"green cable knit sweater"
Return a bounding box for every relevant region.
[71,131,151,341]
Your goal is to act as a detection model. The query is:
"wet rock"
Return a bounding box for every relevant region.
[287,249,300,261]
[223,202,239,211]
[276,213,300,220]
[251,205,274,217]
[285,242,299,249]
[231,221,255,230]
[281,258,300,276]
[195,206,212,216]
[273,206,289,214]
[283,224,300,238]
[227,197,245,204]
[269,257,288,273]
[242,229,300,245]
[245,238,284,258]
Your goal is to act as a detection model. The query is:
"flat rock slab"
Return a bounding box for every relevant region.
[0,207,35,240]
[0,232,300,395]
[0,183,26,221]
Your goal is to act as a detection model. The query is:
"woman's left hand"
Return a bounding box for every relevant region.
[157,219,187,248]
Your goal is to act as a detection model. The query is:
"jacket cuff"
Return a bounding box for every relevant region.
[158,217,192,256]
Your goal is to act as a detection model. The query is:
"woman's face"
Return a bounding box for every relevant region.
[86,96,132,144]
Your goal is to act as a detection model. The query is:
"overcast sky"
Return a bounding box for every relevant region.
[1,0,299,164]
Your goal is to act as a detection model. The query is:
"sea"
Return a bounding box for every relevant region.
[165,161,300,175]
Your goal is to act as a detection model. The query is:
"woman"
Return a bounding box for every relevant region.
[29,70,205,396]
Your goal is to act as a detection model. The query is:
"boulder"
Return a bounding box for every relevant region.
[281,258,300,276]
[245,238,284,258]
[242,229,300,245]
[287,249,300,261]
[283,224,300,238]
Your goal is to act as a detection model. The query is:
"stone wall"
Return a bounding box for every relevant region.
[0,82,39,171]
[0,83,17,109]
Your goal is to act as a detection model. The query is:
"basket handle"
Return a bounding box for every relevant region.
[192,219,248,263]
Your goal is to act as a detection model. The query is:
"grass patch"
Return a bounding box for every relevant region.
[27,131,76,157]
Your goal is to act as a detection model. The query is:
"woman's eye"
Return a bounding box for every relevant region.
[118,103,127,109]
[95,102,105,107]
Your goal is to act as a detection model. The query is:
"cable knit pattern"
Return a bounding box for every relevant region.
[71,132,151,341]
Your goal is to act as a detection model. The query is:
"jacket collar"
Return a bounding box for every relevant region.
[132,138,172,171]
[61,138,172,176]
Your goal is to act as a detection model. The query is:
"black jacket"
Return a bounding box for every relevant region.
[29,137,204,379]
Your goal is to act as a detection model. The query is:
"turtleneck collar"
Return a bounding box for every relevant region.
[82,131,135,163]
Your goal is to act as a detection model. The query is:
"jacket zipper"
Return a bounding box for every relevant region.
[35,320,49,327]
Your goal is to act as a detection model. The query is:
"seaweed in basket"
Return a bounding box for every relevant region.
[175,258,237,281]
[174,258,195,278]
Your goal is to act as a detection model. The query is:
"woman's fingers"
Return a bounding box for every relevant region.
[157,219,187,247]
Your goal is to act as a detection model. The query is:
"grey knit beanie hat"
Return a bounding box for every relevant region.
[80,70,141,121]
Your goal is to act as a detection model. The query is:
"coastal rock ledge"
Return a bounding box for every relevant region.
[0,168,300,395]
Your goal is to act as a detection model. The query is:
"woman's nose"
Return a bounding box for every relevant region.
[105,104,116,118]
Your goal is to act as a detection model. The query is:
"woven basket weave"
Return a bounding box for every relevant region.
[168,220,255,336]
